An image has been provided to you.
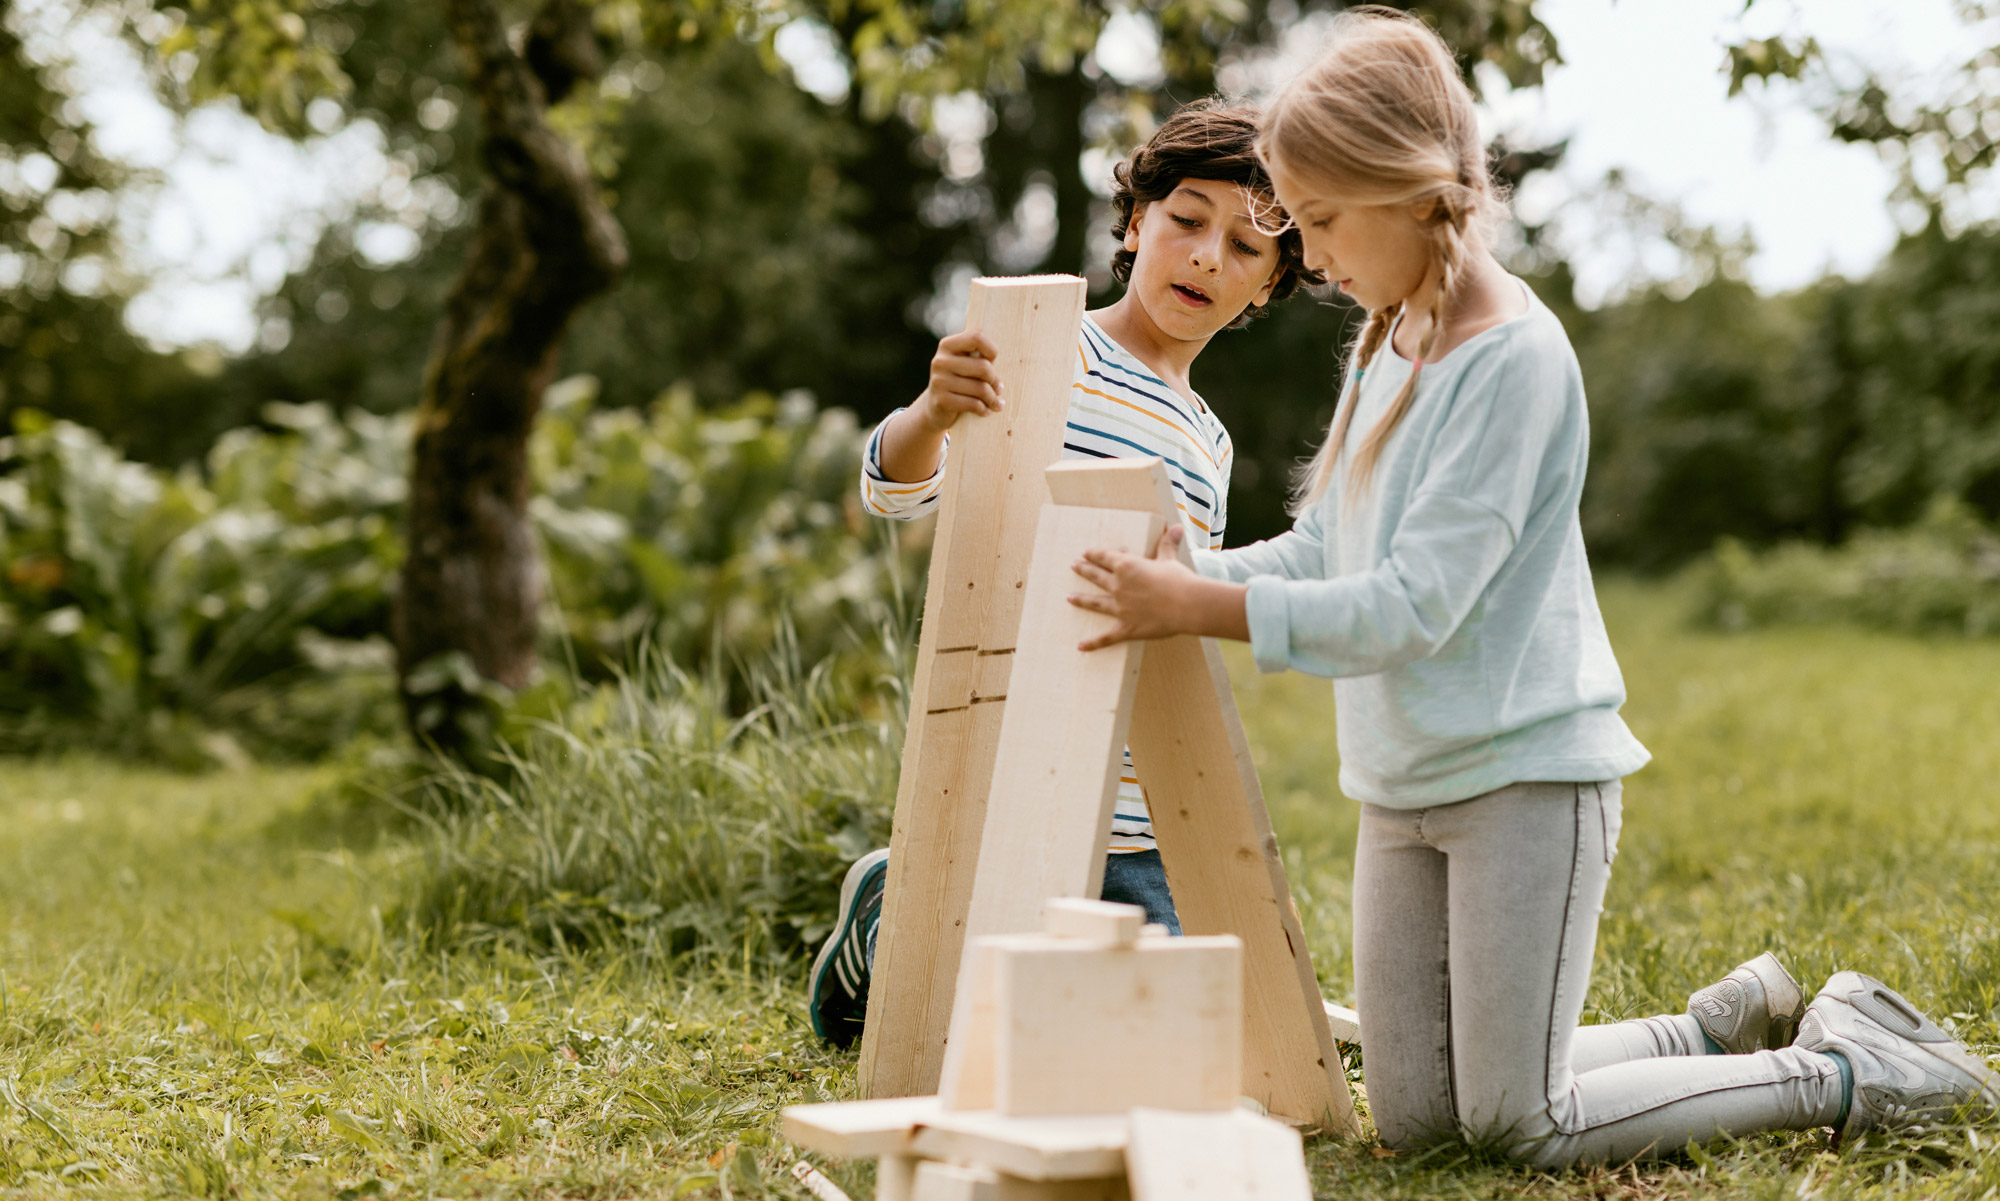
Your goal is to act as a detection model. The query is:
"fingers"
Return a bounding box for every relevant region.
[1067,587,1114,613]
[932,333,1005,413]
[938,330,1000,360]
[1070,557,1116,590]
[1152,525,1185,560]
[1076,628,1130,652]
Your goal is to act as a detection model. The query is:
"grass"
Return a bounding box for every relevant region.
[3,580,2000,1198]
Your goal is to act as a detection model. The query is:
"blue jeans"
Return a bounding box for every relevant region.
[1099,849,1181,934]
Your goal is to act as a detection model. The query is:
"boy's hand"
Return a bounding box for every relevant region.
[1068,526,1199,650]
[917,331,1004,431]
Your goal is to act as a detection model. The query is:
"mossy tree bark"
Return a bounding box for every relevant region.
[394,0,628,756]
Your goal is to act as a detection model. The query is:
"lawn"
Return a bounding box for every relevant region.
[4,580,1999,1199]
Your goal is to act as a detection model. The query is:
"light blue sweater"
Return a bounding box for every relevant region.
[1193,285,1650,808]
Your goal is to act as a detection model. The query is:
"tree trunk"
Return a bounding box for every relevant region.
[394,0,627,757]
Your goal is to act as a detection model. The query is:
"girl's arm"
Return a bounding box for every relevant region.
[1190,500,1328,584]
[1078,338,1568,674]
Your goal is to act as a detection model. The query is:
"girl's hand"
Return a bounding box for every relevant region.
[1068,526,1198,650]
[917,331,1004,431]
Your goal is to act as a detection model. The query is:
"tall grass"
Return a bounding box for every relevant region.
[394,627,906,966]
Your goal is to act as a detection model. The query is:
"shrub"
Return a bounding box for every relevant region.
[392,627,905,965]
[1688,500,2000,637]
[0,380,912,761]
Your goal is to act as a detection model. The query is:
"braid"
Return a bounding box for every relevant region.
[1293,303,1398,513]
[1346,193,1471,498]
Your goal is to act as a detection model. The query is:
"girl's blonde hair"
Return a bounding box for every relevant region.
[1259,7,1505,510]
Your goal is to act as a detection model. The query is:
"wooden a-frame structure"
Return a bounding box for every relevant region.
[857,276,1358,1135]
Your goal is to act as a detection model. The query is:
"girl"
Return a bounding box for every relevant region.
[1067,9,1997,1165]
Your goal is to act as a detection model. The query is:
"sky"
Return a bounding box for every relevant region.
[15,0,1996,351]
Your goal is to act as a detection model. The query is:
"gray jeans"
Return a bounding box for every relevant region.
[1354,780,1844,1167]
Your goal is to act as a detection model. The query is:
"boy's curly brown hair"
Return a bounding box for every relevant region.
[1109,97,1324,328]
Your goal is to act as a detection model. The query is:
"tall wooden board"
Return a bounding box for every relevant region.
[1044,460,1359,1135]
[860,276,1089,1099]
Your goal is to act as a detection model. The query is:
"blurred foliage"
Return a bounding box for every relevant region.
[1561,218,2000,571]
[1688,500,2000,639]
[0,380,911,761]
[0,7,223,458]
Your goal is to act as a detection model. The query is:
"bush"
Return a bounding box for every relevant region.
[391,628,905,964]
[1688,500,2000,637]
[0,380,912,761]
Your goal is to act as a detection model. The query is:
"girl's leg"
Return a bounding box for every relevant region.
[1351,803,1458,1149]
[1430,781,1843,1168]
[1570,1014,1710,1073]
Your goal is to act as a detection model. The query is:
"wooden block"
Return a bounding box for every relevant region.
[1124,1109,1311,1201]
[1042,898,1146,946]
[879,1154,920,1201]
[863,275,1089,1101]
[1322,1001,1360,1044]
[910,1110,1130,1181]
[781,1095,942,1158]
[1037,459,1359,1134]
[914,1160,1130,1201]
[994,936,1242,1117]
[938,939,1001,1111]
[1044,458,1176,515]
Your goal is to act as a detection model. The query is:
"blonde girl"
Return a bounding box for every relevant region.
[1067,7,1997,1166]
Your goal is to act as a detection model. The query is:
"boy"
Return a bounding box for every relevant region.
[811,98,1321,1047]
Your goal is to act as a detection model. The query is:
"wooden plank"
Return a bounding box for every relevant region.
[1042,459,1359,1135]
[862,275,1088,1100]
[993,936,1242,1117]
[913,1161,1130,1201]
[936,503,1157,1107]
[1042,898,1146,946]
[1124,1109,1311,1201]
[934,503,1160,1105]
[1128,637,1355,1133]
[1323,1000,1360,1044]
[910,1111,1131,1182]
[781,1096,942,1158]
[959,503,1161,939]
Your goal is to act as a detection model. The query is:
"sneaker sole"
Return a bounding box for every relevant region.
[808,848,891,1041]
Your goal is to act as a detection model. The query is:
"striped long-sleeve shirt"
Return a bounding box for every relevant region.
[859,315,1235,852]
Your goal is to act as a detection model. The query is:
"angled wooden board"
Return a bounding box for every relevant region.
[1045,458,1359,1135]
[936,501,1162,1107]
[861,276,1088,1100]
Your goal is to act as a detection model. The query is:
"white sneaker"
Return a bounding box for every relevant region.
[1794,971,2000,1142]
[1687,952,1807,1053]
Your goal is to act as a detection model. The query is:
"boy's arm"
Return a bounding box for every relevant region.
[857,331,1005,520]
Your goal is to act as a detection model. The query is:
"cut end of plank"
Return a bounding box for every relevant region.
[1043,898,1146,946]
[973,274,1087,289]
